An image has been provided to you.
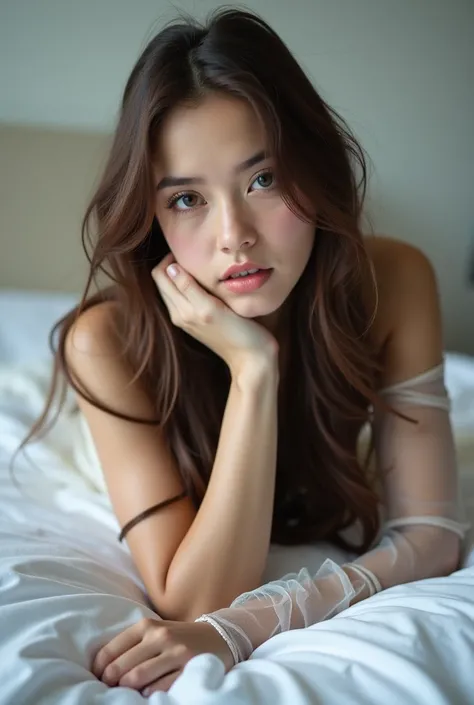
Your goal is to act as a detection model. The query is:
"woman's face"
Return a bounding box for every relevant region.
[153,93,315,325]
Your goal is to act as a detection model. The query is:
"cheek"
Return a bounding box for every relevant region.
[159,219,209,276]
[264,204,315,256]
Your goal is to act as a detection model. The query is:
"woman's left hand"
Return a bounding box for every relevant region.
[91,617,235,696]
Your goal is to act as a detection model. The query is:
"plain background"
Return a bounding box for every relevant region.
[0,0,473,351]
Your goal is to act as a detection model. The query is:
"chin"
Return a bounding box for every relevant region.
[226,295,283,319]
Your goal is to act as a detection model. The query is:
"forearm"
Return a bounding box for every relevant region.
[347,523,462,598]
[160,361,279,620]
[195,525,463,664]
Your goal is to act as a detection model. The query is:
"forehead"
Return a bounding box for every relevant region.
[154,93,268,176]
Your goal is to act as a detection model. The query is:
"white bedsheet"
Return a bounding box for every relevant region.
[1,355,474,704]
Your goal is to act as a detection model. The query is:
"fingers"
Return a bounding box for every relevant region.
[101,640,160,687]
[165,263,213,311]
[120,647,189,691]
[151,256,192,327]
[92,618,193,693]
[152,256,218,328]
[142,669,181,696]
[152,254,189,310]
[152,256,215,309]
[91,621,145,679]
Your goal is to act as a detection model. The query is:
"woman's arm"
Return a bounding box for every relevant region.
[195,362,468,661]
[67,298,279,622]
[166,360,279,618]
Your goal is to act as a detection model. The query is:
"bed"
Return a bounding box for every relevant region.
[1,289,474,705]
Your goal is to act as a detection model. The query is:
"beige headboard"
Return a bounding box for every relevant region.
[0,124,111,294]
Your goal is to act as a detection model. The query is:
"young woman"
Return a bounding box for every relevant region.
[29,7,468,697]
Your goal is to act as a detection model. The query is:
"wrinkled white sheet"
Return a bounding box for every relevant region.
[0,355,474,704]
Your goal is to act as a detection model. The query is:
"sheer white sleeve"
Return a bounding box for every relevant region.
[196,362,471,666]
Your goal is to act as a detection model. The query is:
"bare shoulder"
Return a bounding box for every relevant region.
[365,235,436,291]
[365,235,439,338]
[64,299,146,415]
[364,235,443,383]
[65,300,122,359]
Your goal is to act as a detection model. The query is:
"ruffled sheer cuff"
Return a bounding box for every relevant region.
[196,558,366,663]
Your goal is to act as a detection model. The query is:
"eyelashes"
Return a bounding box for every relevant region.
[165,192,200,211]
[164,169,276,215]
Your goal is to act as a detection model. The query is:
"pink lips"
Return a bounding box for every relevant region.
[221,268,273,293]
[220,261,263,281]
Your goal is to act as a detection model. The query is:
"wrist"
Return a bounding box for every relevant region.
[230,353,279,391]
[195,618,238,671]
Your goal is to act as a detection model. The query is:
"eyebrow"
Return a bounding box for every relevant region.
[156,150,268,191]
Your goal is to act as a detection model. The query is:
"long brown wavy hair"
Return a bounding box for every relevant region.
[22,7,388,553]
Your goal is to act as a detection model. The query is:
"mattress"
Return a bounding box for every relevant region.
[0,353,473,704]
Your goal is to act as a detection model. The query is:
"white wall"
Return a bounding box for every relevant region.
[1,0,473,350]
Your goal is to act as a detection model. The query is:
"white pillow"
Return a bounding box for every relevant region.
[0,289,78,364]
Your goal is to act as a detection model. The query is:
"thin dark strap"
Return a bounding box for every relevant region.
[118,491,187,543]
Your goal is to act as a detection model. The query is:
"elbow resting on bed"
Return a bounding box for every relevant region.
[146,579,251,622]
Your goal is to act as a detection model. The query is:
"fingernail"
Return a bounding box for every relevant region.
[166,264,179,278]
[142,688,151,697]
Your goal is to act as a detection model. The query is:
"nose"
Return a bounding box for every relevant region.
[216,201,257,254]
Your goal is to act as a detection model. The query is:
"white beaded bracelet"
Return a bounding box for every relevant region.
[344,563,375,596]
[353,563,383,594]
[195,614,240,666]
[343,562,382,596]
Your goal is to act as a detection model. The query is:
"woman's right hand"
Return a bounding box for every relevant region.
[152,254,278,378]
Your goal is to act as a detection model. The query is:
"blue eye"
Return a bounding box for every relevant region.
[250,170,275,191]
[164,169,276,215]
[166,192,203,212]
